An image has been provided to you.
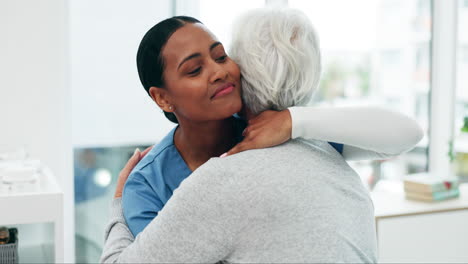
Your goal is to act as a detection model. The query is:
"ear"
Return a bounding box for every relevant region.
[149,86,174,112]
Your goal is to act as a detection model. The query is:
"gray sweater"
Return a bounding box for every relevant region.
[100,139,378,263]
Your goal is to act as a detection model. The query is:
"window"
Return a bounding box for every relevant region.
[455,0,468,181]
[198,0,265,51]
[289,0,431,185]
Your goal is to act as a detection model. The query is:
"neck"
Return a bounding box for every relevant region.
[174,117,237,170]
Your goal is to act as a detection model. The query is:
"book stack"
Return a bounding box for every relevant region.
[403,173,460,202]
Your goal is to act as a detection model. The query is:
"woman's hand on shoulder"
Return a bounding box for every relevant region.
[114,146,153,198]
[224,109,292,157]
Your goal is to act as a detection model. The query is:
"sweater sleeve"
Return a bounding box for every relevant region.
[100,198,135,263]
[288,106,424,161]
[100,160,240,263]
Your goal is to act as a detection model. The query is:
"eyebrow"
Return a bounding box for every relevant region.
[177,42,222,70]
[210,41,222,51]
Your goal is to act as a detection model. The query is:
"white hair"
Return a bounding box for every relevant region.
[229,8,321,115]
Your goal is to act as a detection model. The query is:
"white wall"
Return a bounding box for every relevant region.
[70,0,175,147]
[0,0,73,261]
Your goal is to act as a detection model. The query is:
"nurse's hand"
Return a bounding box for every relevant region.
[224,109,292,157]
[114,146,153,198]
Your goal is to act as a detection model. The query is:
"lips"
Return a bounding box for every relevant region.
[211,83,235,99]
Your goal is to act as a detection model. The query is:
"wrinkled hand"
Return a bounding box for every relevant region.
[225,109,292,156]
[114,146,153,198]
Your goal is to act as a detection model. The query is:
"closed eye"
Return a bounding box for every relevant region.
[188,67,201,75]
[216,55,227,62]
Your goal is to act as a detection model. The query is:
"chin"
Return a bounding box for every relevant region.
[219,98,242,119]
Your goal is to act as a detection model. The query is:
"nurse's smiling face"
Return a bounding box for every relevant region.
[149,23,242,123]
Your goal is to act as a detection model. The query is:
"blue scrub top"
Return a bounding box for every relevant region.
[122,117,343,237]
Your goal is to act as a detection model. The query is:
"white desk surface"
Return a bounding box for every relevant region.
[0,166,64,262]
[371,180,468,219]
[0,167,62,225]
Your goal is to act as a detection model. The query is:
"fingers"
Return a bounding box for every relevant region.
[229,124,260,156]
[122,146,152,175]
[225,142,248,156]
[141,146,153,157]
[115,148,145,198]
[119,148,141,179]
[242,126,255,137]
[119,146,152,181]
[224,110,289,158]
[242,125,259,142]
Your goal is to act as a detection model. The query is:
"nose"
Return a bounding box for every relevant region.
[208,61,228,84]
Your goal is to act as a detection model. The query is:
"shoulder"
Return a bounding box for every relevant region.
[126,127,180,182]
[121,128,179,210]
[214,139,342,177]
[181,158,229,186]
[123,127,184,200]
[230,139,336,161]
[136,127,177,170]
[173,158,239,202]
[168,158,245,220]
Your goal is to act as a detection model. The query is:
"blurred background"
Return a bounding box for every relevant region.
[1,0,467,262]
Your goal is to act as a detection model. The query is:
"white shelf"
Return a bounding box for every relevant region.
[0,167,64,262]
[372,180,468,262]
[371,180,468,219]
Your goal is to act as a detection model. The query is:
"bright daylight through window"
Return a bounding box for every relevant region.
[289,0,431,186]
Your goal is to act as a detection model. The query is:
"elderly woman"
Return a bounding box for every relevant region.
[101,8,422,263]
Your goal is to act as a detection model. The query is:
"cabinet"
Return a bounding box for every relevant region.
[372,181,468,262]
[0,168,63,263]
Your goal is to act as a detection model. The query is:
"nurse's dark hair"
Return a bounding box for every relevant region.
[137,16,202,124]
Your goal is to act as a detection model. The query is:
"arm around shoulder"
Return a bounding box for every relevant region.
[100,159,243,263]
[288,106,424,160]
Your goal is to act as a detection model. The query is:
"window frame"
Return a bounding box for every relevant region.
[429,0,458,177]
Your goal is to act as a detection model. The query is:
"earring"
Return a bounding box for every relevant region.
[169,105,173,111]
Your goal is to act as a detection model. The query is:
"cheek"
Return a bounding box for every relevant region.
[168,81,210,115]
[229,62,241,82]
[171,81,206,103]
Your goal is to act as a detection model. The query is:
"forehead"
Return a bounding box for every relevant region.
[163,23,219,65]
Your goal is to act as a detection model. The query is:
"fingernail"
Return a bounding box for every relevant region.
[220,153,228,158]
[134,148,141,155]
